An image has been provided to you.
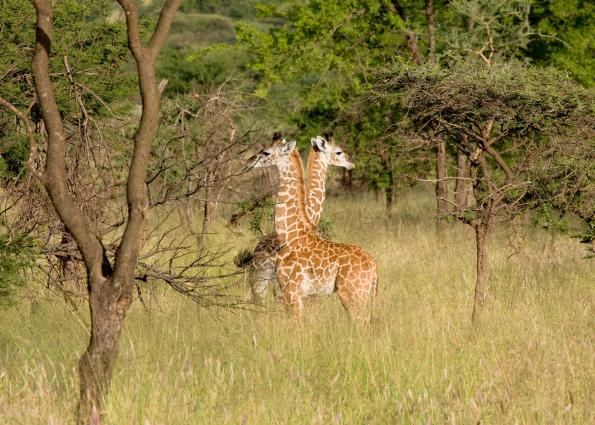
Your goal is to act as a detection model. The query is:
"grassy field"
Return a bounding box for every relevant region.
[0,190,593,424]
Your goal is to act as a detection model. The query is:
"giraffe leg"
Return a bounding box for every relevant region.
[275,250,308,316]
[336,274,375,324]
[281,285,305,316]
[276,270,306,316]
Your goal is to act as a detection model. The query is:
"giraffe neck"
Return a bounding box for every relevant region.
[274,149,316,247]
[306,149,328,225]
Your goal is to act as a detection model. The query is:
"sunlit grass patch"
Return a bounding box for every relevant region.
[1,190,593,424]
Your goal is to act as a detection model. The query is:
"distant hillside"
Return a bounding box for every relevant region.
[168,13,236,48]
[151,1,284,93]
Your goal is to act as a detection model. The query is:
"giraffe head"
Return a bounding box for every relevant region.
[246,134,297,170]
[311,133,355,170]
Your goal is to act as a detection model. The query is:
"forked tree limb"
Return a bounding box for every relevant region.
[390,0,424,65]
[28,2,183,421]
[31,0,110,281]
[483,144,514,184]
[113,0,182,287]
[424,0,436,61]
[148,1,181,55]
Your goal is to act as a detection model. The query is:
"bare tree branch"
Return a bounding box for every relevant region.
[113,0,182,286]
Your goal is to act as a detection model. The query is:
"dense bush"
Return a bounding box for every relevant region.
[0,233,34,305]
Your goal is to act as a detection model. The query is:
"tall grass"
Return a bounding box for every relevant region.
[1,190,593,424]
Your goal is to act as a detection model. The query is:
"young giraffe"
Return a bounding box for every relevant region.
[305,133,354,224]
[242,134,354,305]
[247,139,378,320]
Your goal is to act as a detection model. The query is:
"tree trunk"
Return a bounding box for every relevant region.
[201,168,215,241]
[385,184,394,217]
[391,0,423,65]
[201,200,212,240]
[29,1,181,423]
[472,222,489,322]
[341,168,353,193]
[383,159,395,218]
[435,139,449,224]
[454,147,469,209]
[78,276,133,423]
[424,0,436,62]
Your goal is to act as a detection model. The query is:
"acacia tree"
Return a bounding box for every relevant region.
[0,0,136,301]
[236,0,534,219]
[376,61,593,321]
[24,0,182,421]
[2,26,252,310]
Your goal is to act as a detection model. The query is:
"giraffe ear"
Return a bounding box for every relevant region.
[311,136,326,152]
[283,139,296,153]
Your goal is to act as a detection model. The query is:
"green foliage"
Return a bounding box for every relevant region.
[236,0,404,109]
[316,215,335,240]
[152,2,285,93]
[0,233,35,305]
[0,0,137,181]
[158,44,250,93]
[248,199,275,235]
[0,134,29,180]
[168,13,236,48]
[444,0,534,64]
[235,0,416,193]
[381,61,588,136]
[0,0,135,113]
[376,59,594,226]
[528,0,595,87]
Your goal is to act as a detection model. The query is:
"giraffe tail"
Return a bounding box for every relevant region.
[233,248,255,268]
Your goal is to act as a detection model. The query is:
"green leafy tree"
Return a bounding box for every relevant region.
[527,0,594,87]
[0,0,138,292]
[376,61,593,321]
[236,0,430,211]
[0,0,135,119]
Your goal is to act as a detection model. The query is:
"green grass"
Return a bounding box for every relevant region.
[1,190,593,424]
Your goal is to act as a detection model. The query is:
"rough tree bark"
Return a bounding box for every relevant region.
[385,182,394,218]
[468,121,502,323]
[425,0,449,230]
[472,219,489,322]
[424,0,436,62]
[380,152,395,217]
[435,138,449,225]
[454,146,470,209]
[29,0,181,422]
[467,148,490,323]
[391,0,423,65]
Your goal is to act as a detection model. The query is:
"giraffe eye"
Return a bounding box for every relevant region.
[336,151,343,156]
[262,151,271,156]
